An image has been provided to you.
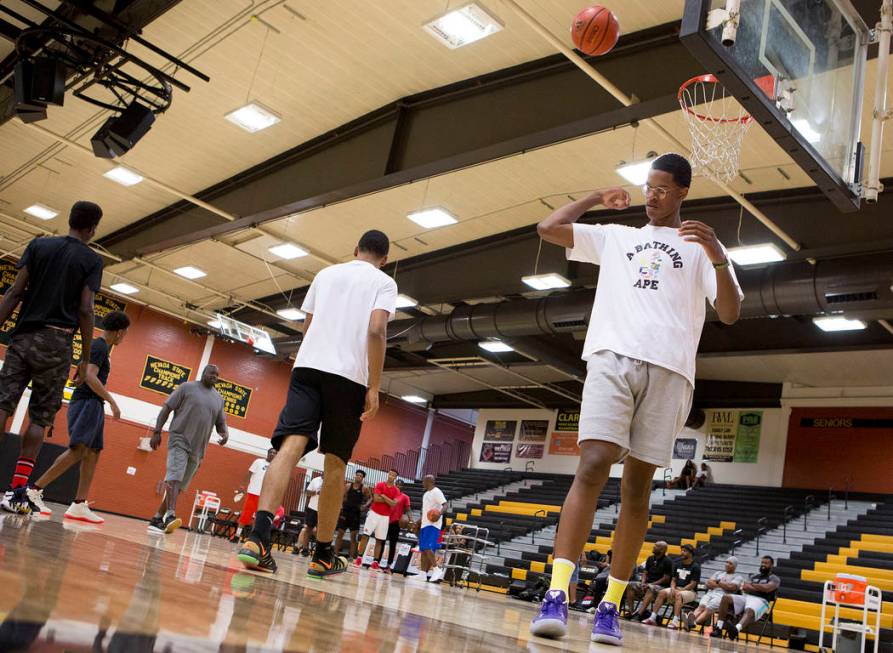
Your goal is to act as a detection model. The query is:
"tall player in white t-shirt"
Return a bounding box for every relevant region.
[529,154,743,645]
[238,230,397,577]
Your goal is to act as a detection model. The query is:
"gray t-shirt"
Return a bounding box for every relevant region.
[704,570,745,597]
[164,381,225,458]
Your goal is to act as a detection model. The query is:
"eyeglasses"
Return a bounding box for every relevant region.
[642,184,671,199]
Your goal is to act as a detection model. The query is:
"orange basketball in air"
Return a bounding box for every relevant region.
[571,5,620,56]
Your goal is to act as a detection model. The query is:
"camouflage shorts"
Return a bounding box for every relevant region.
[0,327,73,426]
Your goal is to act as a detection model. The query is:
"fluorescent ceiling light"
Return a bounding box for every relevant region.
[276,308,305,321]
[109,282,139,295]
[268,242,308,260]
[522,273,571,291]
[24,203,58,220]
[103,166,144,187]
[174,266,206,280]
[225,102,281,133]
[423,2,504,49]
[402,395,427,404]
[396,294,418,309]
[616,159,655,185]
[791,119,821,144]
[408,207,457,229]
[727,243,786,266]
[479,340,513,353]
[813,316,867,332]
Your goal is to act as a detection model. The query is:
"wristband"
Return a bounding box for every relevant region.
[713,259,730,270]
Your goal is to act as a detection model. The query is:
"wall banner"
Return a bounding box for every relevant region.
[515,443,545,459]
[549,432,580,456]
[555,410,580,432]
[673,437,698,460]
[215,377,253,419]
[519,420,549,442]
[732,411,763,463]
[480,442,512,463]
[483,420,517,442]
[140,355,192,396]
[704,410,737,462]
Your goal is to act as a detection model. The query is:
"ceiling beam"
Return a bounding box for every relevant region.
[97,22,703,258]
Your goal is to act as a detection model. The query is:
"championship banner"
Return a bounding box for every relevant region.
[483,419,517,442]
[93,293,127,329]
[516,443,544,459]
[549,432,580,456]
[704,410,737,462]
[555,409,581,432]
[140,355,192,396]
[519,420,549,442]
[215,377,252,419]
[673,437,698,460]
[479,442,512,463]
[732,411,763,463]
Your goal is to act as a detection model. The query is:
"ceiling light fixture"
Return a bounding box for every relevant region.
[615,151,658,185]
[522,273,571,291]
[225,101,281,133]
[24,203,58,220]
[109,282,139,295]
[402,395,428,404]
[103,166,144,187]
[268,242,308,260]
[423,2,504,49]
[813,316,867,332]
[395,294,419,309]
[174,266,206,280]
[479,340,514,353]
[727,243,787,266]
[276,308,305,321]
[407,207,457,229]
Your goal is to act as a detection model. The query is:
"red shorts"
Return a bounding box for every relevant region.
[238,493,260,525]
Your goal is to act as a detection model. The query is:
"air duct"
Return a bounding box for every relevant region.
[389,252,893,347]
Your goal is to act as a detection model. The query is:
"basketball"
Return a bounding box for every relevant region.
[571,5,620,56]
[427,508,441,522]
[399,514,410,529]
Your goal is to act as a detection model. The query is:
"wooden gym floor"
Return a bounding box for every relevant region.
[0,507,766,652]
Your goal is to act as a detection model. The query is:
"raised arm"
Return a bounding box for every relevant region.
[536,188,630,248]
[361,308,389,421]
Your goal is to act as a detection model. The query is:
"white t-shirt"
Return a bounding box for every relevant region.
[247,458,270,496]
[306,475,323,511]
[295,260,398,387]
[568,223,743,386]
[422,487,447,529]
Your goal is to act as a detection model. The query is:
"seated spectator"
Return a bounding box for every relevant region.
[713,556,780,641]
[685,556,744,631]
[625,541,673,621]
[645,543,701,628]
[668,460,697,490]
[694,462,713,488]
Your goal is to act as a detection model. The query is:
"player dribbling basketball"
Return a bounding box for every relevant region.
[529,154,742,645]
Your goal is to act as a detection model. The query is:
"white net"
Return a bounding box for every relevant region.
[678,75,752,185]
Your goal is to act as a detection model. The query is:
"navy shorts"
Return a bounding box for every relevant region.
[67,398,105,451]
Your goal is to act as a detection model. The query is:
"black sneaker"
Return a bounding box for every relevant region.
[238,536,277,573]
[710,625,723,639]
[163,513,182,534]
[147,516,166,534]
[308,547,348,578]
[300,548,310,557]
[724,622,739,641]
[1,488,32,515]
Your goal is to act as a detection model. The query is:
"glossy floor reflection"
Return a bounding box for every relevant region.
[0,509,763,652]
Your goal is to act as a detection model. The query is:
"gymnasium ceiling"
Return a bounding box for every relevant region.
[2,0,893,409]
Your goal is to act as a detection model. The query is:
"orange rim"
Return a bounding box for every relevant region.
[678,74,753,125]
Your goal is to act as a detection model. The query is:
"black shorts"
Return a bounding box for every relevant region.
[271,367,366,463]
[304,507,318,529]
[338,508,361,532]
[67,398,105,450]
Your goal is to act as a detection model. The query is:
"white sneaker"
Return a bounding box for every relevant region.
[1,489,30,515]
[428,567,444,584]
[65,501,104,524]
[26,488,51,516]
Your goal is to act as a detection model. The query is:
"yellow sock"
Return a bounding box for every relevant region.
[602,576,629,609]
[549,558,576,600]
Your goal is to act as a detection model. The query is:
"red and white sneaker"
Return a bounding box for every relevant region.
[354,556,363,568]
[370,561,381,571]
[26,488,52,517]
[65,501,104,524]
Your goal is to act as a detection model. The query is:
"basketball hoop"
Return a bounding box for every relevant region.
[678,74,753,185]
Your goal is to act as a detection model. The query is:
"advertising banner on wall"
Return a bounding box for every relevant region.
[673,437,698,460]
[549,432,580,456]
[483,420,517,442]
[480,442,512,463]
[515,443,545,459]
[704,410,736,462]
[555,409,581,432]
[519,420,549,442]
[732,411,763,463]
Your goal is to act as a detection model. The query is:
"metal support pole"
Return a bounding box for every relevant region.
[865,0,893,201]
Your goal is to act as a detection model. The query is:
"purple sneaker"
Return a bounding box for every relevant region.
[529,590,568,639]
[591,601,623,646]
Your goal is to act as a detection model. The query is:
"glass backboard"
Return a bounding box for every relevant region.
[681,0,870,211]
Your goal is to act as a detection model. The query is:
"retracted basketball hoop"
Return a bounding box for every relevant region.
[678,74,753,185]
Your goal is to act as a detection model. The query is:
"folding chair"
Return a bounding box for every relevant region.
[753,598,777,648]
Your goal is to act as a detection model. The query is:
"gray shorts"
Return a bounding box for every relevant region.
[578,351,693,467]
[165,441,202,488]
